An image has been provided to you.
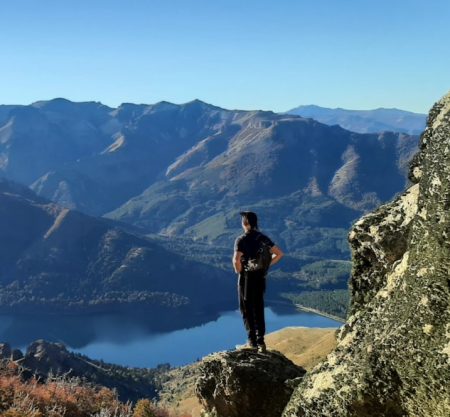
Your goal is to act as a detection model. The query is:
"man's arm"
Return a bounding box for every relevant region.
[269,245,284,266]
[233,251,243,273]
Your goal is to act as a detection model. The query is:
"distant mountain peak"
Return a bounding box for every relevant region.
[153,100,178,107]
[31,97,114,113]
[286,104,426,134]
[32,97,73,107]
[181,98,225,111]
[184,98,209,105]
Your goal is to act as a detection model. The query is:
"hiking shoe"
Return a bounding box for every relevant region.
[257,343,267,353]
[235,341,258,351]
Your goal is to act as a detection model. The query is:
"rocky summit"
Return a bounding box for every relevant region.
[195,349,306,417]
[281,93,450,416]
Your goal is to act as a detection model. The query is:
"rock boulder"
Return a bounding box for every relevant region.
[196,349,306,417]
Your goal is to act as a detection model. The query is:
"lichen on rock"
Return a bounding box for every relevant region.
[282,91,450,417]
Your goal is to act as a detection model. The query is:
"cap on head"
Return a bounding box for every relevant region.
[240,211,258,230]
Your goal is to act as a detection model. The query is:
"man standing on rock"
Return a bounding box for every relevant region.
[233,211,284,352]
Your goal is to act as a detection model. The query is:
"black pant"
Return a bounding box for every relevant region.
[238,270,266,344]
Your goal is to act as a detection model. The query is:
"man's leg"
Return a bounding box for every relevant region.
[238,278,257,345]
[254,275,266,346]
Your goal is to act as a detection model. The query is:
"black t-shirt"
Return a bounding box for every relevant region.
[234,229,275,271]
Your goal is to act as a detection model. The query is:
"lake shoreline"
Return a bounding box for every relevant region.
[294,303,346,323]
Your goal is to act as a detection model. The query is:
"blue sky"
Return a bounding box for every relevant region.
[0,0,448,113]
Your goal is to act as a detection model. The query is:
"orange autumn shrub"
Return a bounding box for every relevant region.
[0,359,132,417]
[133,399,170,417]
[0,360,187,417]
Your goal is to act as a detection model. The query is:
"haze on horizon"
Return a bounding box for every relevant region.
[0,0,449,113]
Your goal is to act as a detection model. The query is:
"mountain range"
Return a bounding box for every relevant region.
[0,98,423,315]
[287,105,426,134]
[0,99,418,246]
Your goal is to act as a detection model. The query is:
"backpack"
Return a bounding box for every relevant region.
[244,233,272,274]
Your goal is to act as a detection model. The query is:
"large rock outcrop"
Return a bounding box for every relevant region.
[282,93,450,416]
[195,349,306,417]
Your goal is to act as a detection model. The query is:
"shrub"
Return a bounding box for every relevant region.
[0,360,132,417]
[133,399,170,417]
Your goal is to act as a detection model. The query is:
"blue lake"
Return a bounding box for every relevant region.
[0,307,341,368]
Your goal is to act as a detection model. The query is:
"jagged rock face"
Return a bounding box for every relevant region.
[282,93,450,416]
[195,350,306,417]
[23,340,94,377]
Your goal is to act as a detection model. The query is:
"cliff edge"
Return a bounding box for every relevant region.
[283,92,450,416]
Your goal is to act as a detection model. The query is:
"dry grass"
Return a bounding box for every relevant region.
[265,326,337,370]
